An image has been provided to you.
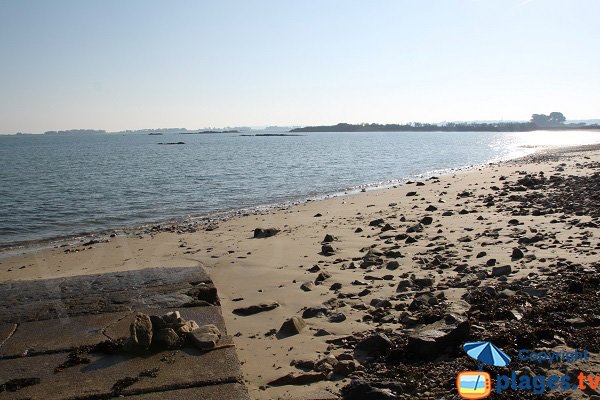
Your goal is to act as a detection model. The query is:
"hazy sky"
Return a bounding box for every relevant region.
[0,0,598,132]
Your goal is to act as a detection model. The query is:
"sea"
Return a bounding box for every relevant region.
[2,130,600,248]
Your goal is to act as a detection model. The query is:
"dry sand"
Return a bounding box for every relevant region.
[1,145,600,399]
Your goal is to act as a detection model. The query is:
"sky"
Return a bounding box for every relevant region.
[0,0,598,132]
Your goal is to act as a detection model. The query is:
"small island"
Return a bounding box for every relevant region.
[291,113,599,133]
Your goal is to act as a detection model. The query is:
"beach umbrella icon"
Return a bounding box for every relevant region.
[463,342,511,367]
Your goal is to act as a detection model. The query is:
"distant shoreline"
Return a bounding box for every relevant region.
[290,122,600,133]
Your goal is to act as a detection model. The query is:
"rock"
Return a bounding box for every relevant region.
[355,333,393,356]
[369,218,385,226]
[152,328,181,350]
[253,228,280,238]
[396,279,412,291]
[162,311,181,324]
[308,265,321,273]
[189,324,221,350]
[316,271,332,283]
[329,312,347,323]
[413,277,435,287]
[362,249,380,267]
[175,319,200,335]
[520,287,547,298]
[302,306,329,319]
[420,216,433,225]
[386,261,400,270]
[341,379,397,400]
[330,282,343,291]
[486,258,497,267]
[405,235,418,244]
[321,244,335,255]
[381,223,395,232]
[301,282,314,292]
[291,359,316,370]
[511,247,525,260]
[187,284,218,304]
[492,265,512,276]
[323,234,335,242]
[425,205,438,211]
[407,316,470,359]
[334,360,358,376]
[406,223,424,233]
[268,372,325,386]
[314,329,332,337]
[278,316,306,336]
[125,313,153,353]
[354,227,363,233]
[233,302,280,316]
[406,191,417,196]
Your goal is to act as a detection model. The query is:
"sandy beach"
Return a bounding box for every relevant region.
[2,145,600,399]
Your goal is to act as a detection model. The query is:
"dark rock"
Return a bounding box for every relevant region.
[300,282,314,292]
[420,216,433,225]
[233,302,280,316]
[425,205,438,211]
[329,312,347,323]
[511,247,525,260]
[406,223,424,233]
[334,360,358,377]
[381,223,395,232]
[492,265,512,276]
[406,191,417,196]
[316,271,332,283]
[369,219,385,226]
[356,333,393,356]
[268,372,325,386]
[341,379,396,400]
[323,234,335,243]
[187,283,218,304]
[330,282,343,291]
[407,317,470,359]
[321,244,335,255]
[302,306,329,319]
[413,277,434,287]
[152,328,181,350]
[278,316,306,336]
[253,228,280,238]
[386,261,400,270]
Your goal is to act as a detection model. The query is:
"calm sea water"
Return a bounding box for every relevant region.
[1,130,600,247]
